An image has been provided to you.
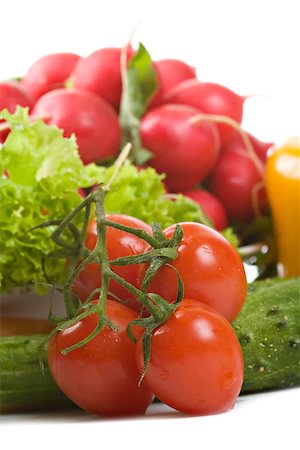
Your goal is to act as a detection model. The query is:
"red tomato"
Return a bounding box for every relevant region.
[48,300,154,416]
[135,299,244,415]
[138,222,247,322]
[72,214,152,311]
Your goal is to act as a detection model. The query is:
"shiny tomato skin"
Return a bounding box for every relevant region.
[136,299,244,415]
[72,214,152,311]
[48,300,154,416]
[138,222,247,322]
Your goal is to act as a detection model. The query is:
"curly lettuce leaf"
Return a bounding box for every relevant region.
[0,108,101,293]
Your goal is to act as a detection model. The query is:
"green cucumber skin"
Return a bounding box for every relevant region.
[0,278,299,412]
[0,334,75,413]
[233,278,300,393]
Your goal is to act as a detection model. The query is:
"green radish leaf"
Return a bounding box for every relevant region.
[119,42,157,164]
[124,42,157,118]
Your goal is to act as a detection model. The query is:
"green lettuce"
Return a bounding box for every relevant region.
[0,108,101,293]
[0,108,210,294]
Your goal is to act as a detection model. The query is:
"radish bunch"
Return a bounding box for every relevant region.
[0,44,273,228]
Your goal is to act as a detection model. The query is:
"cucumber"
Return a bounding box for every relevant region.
[0,278,299,412]
[0,334,76,413]
[233,277,300,393]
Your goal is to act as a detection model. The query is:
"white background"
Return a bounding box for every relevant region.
[1,0,299,145]
[1,0,299,448]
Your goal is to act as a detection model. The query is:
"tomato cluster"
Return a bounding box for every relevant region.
[0,46,273,227]
[48,214,246,417]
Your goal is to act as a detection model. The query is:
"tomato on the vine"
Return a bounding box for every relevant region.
[135,299,244,415]
[48,299,154,416]
[72,214,152,311]
[138,222,247,322]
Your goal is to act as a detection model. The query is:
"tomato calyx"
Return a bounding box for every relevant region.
[126,265,184,384]
[34,146,184,377]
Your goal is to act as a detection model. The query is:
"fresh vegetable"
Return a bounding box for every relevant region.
[48,299,154,416]
[165,79,245,144]
[32,88,121,165]
[71,47,134,110]
[0,82,33,143]
[0,81,33,113]
[265,137,300,277]
[223,129,273,162]
[21,53,81,102]
[138,222,247,322]
[233,277,300,392]
[136,299,244,415]
[182,188,228,231]
[140,104,220,191]
[0,334,75,413]
[72,214,152,311]
[37,175,242,418]
[210,147,267,223]
[149,58,196,108]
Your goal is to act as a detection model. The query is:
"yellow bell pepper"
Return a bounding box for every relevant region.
[265,137,300,277]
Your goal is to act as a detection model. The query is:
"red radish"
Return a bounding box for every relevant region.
[71,47,134,111]
[182,188,228,230]
[21,53,81,102]
[149,59,197,109]
[165,80,245,144]
[78,188,86,198]
[0,81,33,142]
[222,129,273,162]
[140,104,220,192]
[210,148,267,223]
[0,81,33,113]
[32,88,121,165]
